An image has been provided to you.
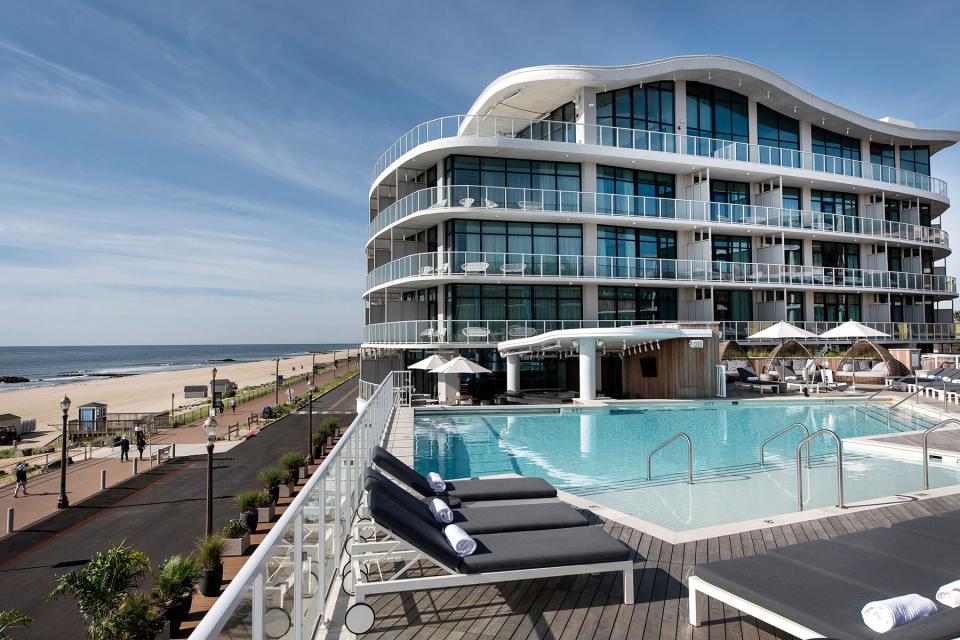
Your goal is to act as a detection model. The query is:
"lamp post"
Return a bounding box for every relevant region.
[57,395,71,509]
[311,353,317,388]
[275,358,280,406]
[211,367,218,416]
[204,415,217,537]
[171,392,175,426]
[307,384,317,465]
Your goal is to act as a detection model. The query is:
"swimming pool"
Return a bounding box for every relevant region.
[412,401,960,532]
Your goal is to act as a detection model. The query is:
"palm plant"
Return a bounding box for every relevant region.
[99,592,161,640]
[0,610,33,640]
[152,555,200,609]
[47,543,151,639]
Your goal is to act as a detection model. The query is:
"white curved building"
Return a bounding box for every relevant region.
[362,55,960,400]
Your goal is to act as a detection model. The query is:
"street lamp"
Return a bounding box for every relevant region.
[204,415,218,537]
[211,367,218,416]
[275,358,280,406]
[307,383,317,465]
[311,353,317,388]
[57,395,71,509]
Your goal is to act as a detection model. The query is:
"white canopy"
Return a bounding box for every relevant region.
[431,356,491,375]
[408,355,448,370]
[819,321,890,339]
[747,321,818,340]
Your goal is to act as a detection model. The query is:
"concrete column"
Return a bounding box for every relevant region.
[575,87,597,144]
[578,338,597,402]
[799,121,813,153]
[747,98,759,146]
[506,355,520,393]
[581,283,599,327]
[675,80,687,136]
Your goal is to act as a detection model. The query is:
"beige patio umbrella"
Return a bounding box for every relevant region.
[408,354,448,370]
[747,322,818,379]
[818,320,890,340]
[430,356,491,375]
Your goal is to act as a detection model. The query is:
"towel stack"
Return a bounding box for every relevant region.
[426,471,446,493]
[861,594,938,633]
[443,524,477,557]
[936,580,960,608]
[429,497,453,524]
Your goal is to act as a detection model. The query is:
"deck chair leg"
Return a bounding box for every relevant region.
[688,577,707,626]
[622,563,635,604]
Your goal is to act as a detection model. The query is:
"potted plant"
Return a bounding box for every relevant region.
[197,535,225,597]
[280,451,306,484]
[311,431,326,460]
[254,489,275,523]
[153,555,199,636]
[222,518,250,557]
[259,467,287,504]
[320,417,339,447]
[47,543,151,639]
[102,591,162,639]
[235,489,260,533]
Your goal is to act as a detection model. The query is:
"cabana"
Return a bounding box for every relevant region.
[834,340,907,385]
[761,339,814,380]
[718,341,750,382]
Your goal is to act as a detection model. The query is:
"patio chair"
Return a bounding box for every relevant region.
[688,517,960,639]
[735,367,781,394]
[483,198,499,209]
[372,446,557,507]
[820,368,848,391]
[344,484,634,634]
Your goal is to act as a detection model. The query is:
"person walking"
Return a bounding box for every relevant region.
[135,431,146,460]
[230,397,237,413]
[119,435,130,462]
[13,462,28,497]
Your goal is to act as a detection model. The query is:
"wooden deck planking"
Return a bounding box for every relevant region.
[354,494,960,640]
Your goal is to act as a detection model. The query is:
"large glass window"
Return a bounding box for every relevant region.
[714,290,752,321]
[519,102,576,142]
[710,180,750,222]
[870,142,896,168]
[446,284,582,322]
[712,235,752,263]
[814,293,861,322]
[811,190,858,217]
[757,104,800,166]
[811,126,861,161]
[885,198,901,222]
[686,82,749,142]
[446,219,582,275]
[784,239,803,266]
[596,165,674,215]
[786,291,805,322]
[596,81,675,149]
[443,155,581,211]
[597,226,676,278]
[598,286,678,323]
[813,241,860,269]
[900,146,930,176]
[782,187,801,211]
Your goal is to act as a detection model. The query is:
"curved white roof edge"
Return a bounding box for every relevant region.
[467,55,960,148]
[497,325,714,356]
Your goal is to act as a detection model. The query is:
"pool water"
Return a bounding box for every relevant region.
[413,401,960,532]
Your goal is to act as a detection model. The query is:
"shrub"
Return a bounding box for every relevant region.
[259,467,288,488]
[100,591,161,639]
[197,535,225,570]
[0,448,15,459]
[280,451,306,470]
[312,432,326,446]
[0,609,34,637]
[254,490,274,508]
[235,490,260,512]
[152,555,200,609]
[222,518,249,539]
[222,388,236,398]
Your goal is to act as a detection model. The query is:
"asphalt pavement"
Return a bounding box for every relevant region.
[0,378,358,639]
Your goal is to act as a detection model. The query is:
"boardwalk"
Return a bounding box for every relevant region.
[349,493,960,640]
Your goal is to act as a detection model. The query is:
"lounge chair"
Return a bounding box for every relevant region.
[735,367,781,394]
[371,446,557,507]
[344,484,635,634]
[689,519,960,639]
[820,368,848,391]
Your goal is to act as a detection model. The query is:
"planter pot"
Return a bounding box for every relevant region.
[267,485,280,504]
[223,532,250,557]
[242,510,259,533]
[288,467,300,484]
[299,465,308,479]
[257,504,275,523]
[279,481,295,498]
[167,594,193,636]
[312,445,323,460]
[198,564,223,597]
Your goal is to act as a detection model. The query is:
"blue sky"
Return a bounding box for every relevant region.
[2,0,959,345]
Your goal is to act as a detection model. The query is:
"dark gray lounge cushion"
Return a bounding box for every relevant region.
[893,514,960,546]
[365,468,437,528]
[460,526,632,574]
[830,527,960,573]
[446,476,556,501]
[367,483,461,569]
[450,502,587,534]
[372,445,435,497]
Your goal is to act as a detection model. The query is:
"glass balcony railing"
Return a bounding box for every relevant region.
[368,185,949,248]
[372,114,949,198]
[362,319,958,346]
[365,251,957,295]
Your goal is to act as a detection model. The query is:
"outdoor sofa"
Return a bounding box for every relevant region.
[688,510,960,639]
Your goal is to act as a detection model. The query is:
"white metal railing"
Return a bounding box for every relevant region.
[362,319,958,346]
[365,251,957,295]
[187,371,409,640]
[371,114,949,198]
[715,364,727,398]
[368,185,949,248]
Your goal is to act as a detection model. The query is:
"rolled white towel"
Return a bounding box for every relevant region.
[429,497,453,524]
[861,594,938,633]
[426,471,446,494]
[936,580,960,608]
[443,524,477,557]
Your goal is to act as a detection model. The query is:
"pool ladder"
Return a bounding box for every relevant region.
[796,429,845,511]
[760,422,812,469]
[646,432,693,484]
[923,418,960,490]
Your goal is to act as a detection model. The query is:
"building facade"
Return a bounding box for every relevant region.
[361,56,960,399]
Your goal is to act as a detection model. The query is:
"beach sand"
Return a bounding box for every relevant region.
[0,350,351,442]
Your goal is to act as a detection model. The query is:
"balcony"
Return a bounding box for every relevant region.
[365,251,957,296]
[368,185,949,248]
[362,319,958,346]
[372,115,948,198]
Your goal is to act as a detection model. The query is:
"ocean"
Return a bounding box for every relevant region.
[0,344,357,391]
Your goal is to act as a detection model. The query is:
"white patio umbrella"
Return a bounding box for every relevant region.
[408,354,448,370]
[747,322,819,381]
[818,320,890,340]
[430,356,491,375]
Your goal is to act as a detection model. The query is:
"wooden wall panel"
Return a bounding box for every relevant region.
[621,337,718,399]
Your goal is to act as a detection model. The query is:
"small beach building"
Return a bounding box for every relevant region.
[184,385,208,399]
[77,402,107,432]
[209,378,235,393]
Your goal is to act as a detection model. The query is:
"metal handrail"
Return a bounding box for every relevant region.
[760,422,810,468]
[646,432,693,484]
[889,387,923,412]
[796,429,844,511]
[923,419,960,489]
